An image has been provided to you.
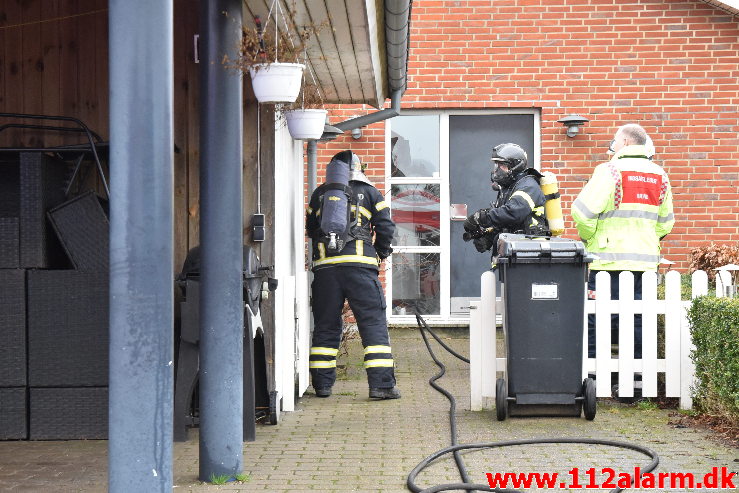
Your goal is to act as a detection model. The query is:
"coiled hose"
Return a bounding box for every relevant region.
[407,313,659,493]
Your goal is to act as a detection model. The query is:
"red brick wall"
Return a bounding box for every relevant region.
[314,0,739,272]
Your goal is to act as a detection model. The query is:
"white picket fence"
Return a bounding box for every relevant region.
[470,269,730,412]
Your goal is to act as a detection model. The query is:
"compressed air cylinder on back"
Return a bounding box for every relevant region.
[540,171,564,236]
[320,156,351,251]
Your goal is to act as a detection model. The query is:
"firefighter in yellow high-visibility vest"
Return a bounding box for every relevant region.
[572,123,675,361]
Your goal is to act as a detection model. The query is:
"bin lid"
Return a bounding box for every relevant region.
[497,233,591,263]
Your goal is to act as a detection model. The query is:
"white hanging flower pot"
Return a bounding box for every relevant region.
[285,109,328,140]
[249,62,305,103]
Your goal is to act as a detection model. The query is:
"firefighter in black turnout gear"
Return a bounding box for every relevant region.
[306,151,400,400]
[464,143,549,257]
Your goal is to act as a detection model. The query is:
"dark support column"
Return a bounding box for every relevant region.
[243,326,256,442]
[108,1,174,492]
[198,0,244,480]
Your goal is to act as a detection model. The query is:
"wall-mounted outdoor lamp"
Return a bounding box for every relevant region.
[557,114,589,138]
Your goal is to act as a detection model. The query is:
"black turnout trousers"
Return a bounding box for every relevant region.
[310,266,396,390]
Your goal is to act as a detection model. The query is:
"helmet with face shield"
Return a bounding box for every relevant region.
[490,143,528,187]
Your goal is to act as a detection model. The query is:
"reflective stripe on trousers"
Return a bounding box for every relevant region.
[310,267,396,389]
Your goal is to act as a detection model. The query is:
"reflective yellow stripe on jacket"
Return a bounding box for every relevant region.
[511,190,535,210]
[312,255,378,268]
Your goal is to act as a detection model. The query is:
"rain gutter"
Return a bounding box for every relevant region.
[334,0,411,132]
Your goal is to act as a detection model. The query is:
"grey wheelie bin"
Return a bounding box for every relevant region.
[494,233,596,421]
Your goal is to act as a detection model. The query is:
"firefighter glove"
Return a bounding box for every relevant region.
[464,209,491,232]
[376,247,393,260]
[473,235,494,253]
[463,213,478,232]
[474,209,493,228]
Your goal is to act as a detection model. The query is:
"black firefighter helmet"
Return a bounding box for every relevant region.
[490,143,528,188]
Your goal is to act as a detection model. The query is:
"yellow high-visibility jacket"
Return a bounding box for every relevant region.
[571,144,675,271]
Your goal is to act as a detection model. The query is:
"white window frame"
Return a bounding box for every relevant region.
[385,109,541,325]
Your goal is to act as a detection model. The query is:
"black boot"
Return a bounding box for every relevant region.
[369,386,401,399]
[315,387,332,398]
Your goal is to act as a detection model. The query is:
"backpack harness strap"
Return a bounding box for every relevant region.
[319,182,368,244]
[323,182,354,195]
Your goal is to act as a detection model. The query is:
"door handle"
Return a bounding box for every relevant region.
[450,204,468,221]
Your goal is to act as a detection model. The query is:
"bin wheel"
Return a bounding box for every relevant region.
[583,378,596,421]
[496,378,508,421]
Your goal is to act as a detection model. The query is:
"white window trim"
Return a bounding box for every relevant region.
[385,109,541,324]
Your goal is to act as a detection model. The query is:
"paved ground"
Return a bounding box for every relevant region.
[0,327,736,492]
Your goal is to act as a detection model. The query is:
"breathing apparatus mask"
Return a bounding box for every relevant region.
[490,143,528,188]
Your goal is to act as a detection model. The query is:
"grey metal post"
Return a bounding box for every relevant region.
[307,139,317,193]
[199,0,244,481]
[108,1,174,492]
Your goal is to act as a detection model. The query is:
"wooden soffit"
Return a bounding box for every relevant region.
[243,0,387,108]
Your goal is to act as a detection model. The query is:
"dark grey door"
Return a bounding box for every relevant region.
[449,114,535,315]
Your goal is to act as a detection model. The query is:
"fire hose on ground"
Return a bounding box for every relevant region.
[407,313,660,493]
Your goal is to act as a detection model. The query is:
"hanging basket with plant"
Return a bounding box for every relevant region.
[231,1,324,104]
[249,62,304,104]
[284,82,327,140]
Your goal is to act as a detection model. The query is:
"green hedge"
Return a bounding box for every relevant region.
[687,296,739,429]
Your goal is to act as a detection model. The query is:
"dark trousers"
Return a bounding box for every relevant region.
[587,270,643,359]
[310,267,396,389]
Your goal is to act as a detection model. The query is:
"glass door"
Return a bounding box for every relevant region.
[386,115,443,318]
[448,113,536,316]
[386,111,539,322]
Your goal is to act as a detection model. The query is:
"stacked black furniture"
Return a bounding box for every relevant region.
[0,152,109,440]
[0,156,24,439]
[0,269,26,439]
[0,153,69,439]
